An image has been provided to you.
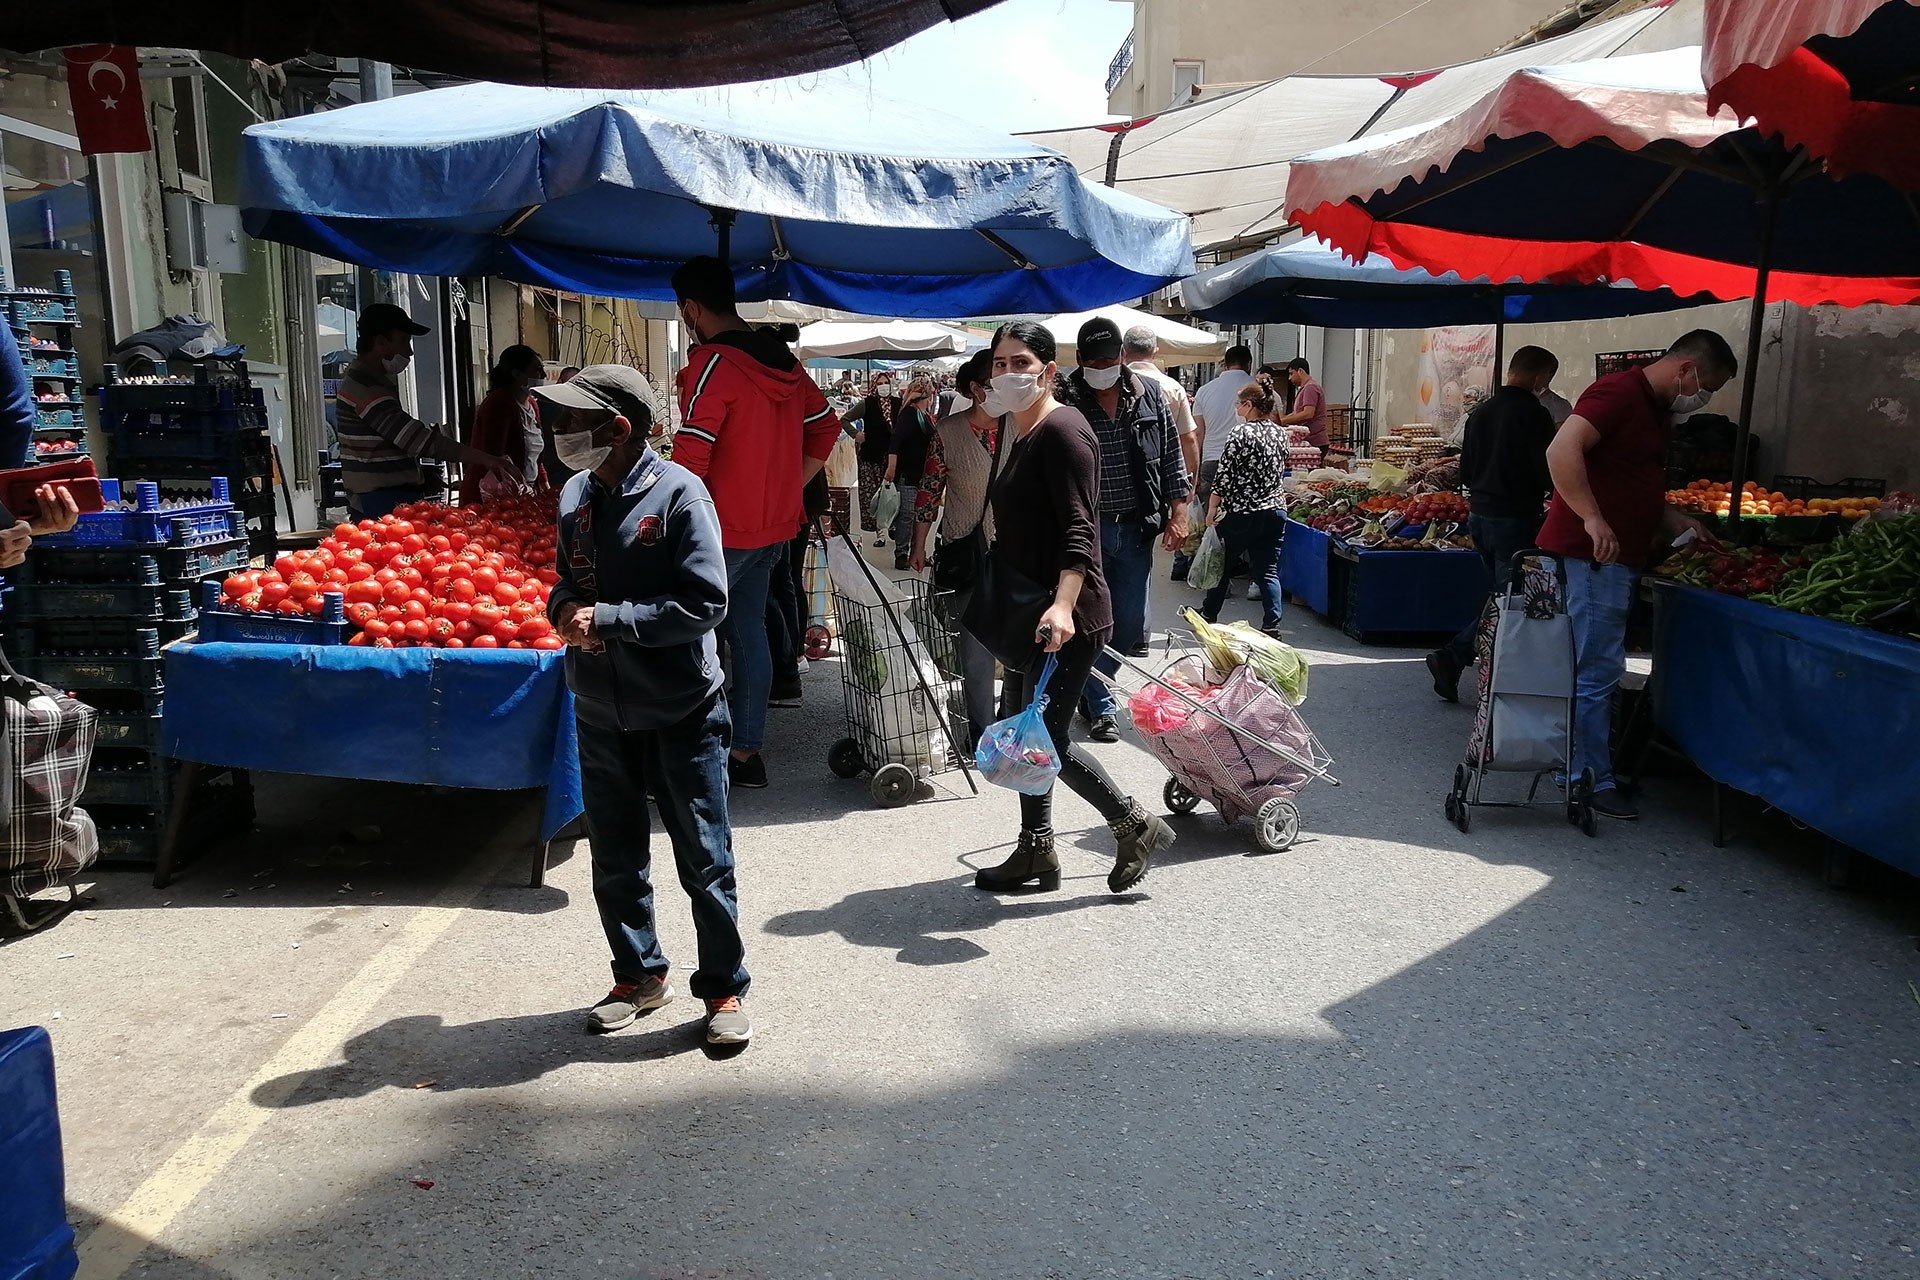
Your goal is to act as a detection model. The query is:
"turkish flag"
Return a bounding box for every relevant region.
[63,46,150,156]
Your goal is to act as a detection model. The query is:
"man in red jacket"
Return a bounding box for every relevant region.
[672,256,840,789]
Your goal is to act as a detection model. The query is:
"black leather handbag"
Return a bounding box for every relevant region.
[961,551,1054,675]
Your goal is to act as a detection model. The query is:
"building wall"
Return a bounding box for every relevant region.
[1110,0,1578,115]
[1369,301,1920,492]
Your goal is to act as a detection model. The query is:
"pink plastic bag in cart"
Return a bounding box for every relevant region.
[1144,662,1315,821]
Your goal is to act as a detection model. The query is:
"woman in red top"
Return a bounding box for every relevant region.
[462,345,546,504]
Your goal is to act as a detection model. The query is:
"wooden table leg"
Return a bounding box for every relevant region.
[530,840,549,889]
[154,760,204,889]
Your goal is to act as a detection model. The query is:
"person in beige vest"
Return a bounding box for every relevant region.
[909,351,1003,741]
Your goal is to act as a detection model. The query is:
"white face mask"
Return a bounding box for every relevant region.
[1082,364,1123,391]
[383,352,412,377]
[1671,368,1712,415]
[990,372,1044,414]
[555,429,611,473]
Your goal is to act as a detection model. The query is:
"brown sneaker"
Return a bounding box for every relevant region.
[703,995,752,1046]
[587,975,672,1032]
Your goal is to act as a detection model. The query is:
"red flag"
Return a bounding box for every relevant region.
[63,46,149,156]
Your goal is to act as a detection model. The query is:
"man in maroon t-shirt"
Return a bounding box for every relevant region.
[1538,330,1736,821]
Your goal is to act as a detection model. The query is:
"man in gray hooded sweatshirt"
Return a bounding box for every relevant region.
[538,365,751,1049]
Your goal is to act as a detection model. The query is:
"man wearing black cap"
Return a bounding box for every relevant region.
[1059,315,1190,743]
[535,364,752,1049]
[334,302,517,518]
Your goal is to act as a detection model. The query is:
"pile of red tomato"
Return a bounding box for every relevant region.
[217,493,566,650]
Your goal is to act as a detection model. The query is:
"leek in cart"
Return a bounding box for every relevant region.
[1183,610,1310,705]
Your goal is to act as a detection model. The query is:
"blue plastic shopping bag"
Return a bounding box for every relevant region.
[974,653,1062,796]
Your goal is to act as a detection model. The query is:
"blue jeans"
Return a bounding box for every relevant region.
[1082,518,1157,720]
[890,485,920,553]
[1565,559,1637,793]
[1202,508,1285,632]
[576,692,750,999]
[1443,512,1542,668]
[348,486,426,519]
[720,543,783,754]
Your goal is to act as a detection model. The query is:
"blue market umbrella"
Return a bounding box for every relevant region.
[1182,237,1716,329]
[238,80,1195,318]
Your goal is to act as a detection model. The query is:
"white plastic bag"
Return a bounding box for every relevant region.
[872,481,902,532]
[1187,525,1226,591]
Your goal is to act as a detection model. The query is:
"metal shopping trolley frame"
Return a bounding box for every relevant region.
[1444,550,1598,837]
[1098,647,1338,853]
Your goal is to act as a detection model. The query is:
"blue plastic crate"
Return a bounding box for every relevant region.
[13,577,196,620]
[22,531,250,587]
[100,422,270,462]
[92,705,167,751]
[19,651,165,695]
[32,406,79,430]
[101,375,264,415]
[14,616,170,657]
[35,477,236,548]
[83,748,172,808]
[6,295,79,325]
[194,582,348,645]
[24,354,76,379]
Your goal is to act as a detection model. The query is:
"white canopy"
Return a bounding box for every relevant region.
[1038,304,1225,367]
[792,319,974,361]
[1020,1,1699,252]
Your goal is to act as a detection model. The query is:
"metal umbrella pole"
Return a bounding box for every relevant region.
[1723,178,1783,529]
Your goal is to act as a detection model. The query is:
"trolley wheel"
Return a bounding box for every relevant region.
[827,737,866,780]
[870,764,917,808]
[1444,793,1459,824]
[1255,799,1301,853]
[1164,778,1201,815]
[804,624,833,661]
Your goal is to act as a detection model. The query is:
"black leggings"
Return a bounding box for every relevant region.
[1002,633,1131,834]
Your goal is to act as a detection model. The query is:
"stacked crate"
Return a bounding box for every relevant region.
[3,267,87,466]
[100,362,278,562]
[7,478,256,867]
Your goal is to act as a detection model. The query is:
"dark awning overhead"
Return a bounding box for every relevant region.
[6,0,1008,90]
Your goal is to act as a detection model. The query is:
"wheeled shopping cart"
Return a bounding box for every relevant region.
[824,570,978,808]
[1444,550,1597,836]
[1100,649,1338,853]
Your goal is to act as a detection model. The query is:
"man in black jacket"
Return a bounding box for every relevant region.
[1426,345,1561,703]
[540,364,752,1049]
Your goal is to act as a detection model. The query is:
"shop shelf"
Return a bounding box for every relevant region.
[195,582,347,645]
[34,477,236,548]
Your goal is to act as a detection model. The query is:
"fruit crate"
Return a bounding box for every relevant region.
[25,354,76,380]
[107,444,273,485]
[101,367,263,415]
[83,748,171,808]
[19,529,251,587]
[34,477,237,548]
[6,294,79,326]
[195,582,348,645]
[19,649,165,695]
[89,772,255,870]
[32,407,80,430]
[89,698,167,751]
[11,581,198,623]
[14,613,191,655]
[99,413,269,451]
[1770,474,1887,501]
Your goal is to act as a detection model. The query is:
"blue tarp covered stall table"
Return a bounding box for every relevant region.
[160,643,583,889]
[1281,519,1333,618]
[0,1025,76,1280]
[1328,541,1489,644]
[1651,583,1920,878]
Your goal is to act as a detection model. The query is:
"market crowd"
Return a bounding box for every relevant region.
[307,275,1736,1054]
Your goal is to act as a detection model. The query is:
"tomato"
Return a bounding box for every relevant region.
[472,602,506,630]
[346,562,376,582]
[275,598,307,615]
[235,591,265,611]
[400,599,428,621]
[535,568,560,586]
[517,616,553,641]
[493,583,522,607]
[260,582,292,607]
[397,568,425,590]
[288,571,319,594]
[441,601,474,625]
[381,580,414,606]
[389,521,416,539]
[371,636,395,648]
[402,618,432,642]
[531,634,565,651]
[507,601,540,624]
[472,567,500,593]
[374,567,400,584]
[345,602,379,626]
[400,534,428,556]
[323,568,350,586]
[348,632,370,646]
[304,595,327,616]
[447,578,478,603]
[362,618,392,640]
[491,619,521,645]
[274,554,299,578]
[448,532,469,551]
[471,634,501,649]
[428,618,455,643]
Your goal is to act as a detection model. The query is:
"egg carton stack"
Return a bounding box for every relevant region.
[101,363,278,562]
[1281,424,1322,471]
[2,267,87,466]
[5,477,256,869]
[1375,423,1449,469]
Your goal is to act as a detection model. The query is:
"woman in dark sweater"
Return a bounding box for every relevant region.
[973,322,1175,896]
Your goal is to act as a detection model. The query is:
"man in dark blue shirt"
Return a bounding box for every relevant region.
[1,328,37,469]
[539,364,752,1050]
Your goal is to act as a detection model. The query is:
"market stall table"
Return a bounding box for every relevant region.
[1651,582,1920,878]
[160,643,583,889]
[1327,540,1488,645]
[1281,518,1333,618]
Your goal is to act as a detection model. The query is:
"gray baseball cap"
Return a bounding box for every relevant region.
[533,363,658,427]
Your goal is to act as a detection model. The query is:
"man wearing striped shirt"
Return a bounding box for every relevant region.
[334,303,517,519]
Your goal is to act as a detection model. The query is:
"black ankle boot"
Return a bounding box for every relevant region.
[973,830,1060,892]
[1108,800,1175,893]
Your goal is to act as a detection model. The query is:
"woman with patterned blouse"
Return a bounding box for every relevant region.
[1201,382,1290,634]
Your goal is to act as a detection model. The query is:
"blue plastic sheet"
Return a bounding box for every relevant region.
[0,1027,77,1280]
[162,643,582,841]
[238,80,1194,317]
[1652,585,1920,876]
[1281,520,1332,617]
[1334,543,1488,637]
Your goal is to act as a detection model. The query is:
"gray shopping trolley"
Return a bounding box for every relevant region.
[1444,550,1598,836]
